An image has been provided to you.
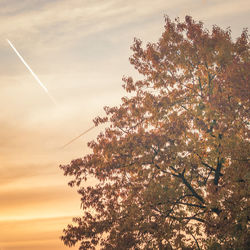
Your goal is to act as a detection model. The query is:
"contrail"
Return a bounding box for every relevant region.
[6,39,57,105]
[61,125,96,149]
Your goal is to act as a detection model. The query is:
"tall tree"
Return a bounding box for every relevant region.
[60,16,249,249]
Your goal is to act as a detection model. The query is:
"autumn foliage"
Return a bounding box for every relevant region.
[60,16,249,249]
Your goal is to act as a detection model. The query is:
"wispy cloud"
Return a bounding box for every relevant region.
[0,216,78,249]
[0,184,81,222]
[0,163,55,186]
[190,0,250,21]
[0,0,184,50]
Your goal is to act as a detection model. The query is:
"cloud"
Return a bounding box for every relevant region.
[189,0,250,24]
[0,0,60,16]
[0,184,81,221]
[0,162,59,187]
[0,185,74,208]
[0,216,78,249]
[0,0,184,51]
[1,0,248,77]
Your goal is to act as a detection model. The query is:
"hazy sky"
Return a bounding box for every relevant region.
[0,0,249,249]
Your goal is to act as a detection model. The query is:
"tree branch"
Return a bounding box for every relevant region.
[170,166,205,204]
[186,227,201,250]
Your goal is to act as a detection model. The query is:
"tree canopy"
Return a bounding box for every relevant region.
[60,16,249,249]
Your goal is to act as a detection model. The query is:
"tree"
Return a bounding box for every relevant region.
[60,16,249,249]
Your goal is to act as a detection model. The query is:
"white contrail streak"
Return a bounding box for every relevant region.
[6,39,57,105]
[61,125,96,149]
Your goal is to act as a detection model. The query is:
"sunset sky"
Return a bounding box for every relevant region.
[0,0,249,249]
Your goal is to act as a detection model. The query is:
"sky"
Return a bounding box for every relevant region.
[0,0,249,249]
